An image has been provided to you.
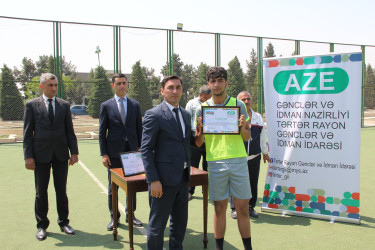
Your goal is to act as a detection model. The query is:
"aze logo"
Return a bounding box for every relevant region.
[273,68,349,95]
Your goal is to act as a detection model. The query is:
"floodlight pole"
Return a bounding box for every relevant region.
[95,46,101,66]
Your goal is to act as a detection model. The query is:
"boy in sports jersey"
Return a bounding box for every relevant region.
[195,67,252,250]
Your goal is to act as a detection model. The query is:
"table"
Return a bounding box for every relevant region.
[110,167,208,249]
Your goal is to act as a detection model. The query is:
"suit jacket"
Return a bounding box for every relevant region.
[99,96,142,159]
[23,96,78,163]
[141,101,191,186]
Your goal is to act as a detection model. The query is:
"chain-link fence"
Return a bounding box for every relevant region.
[1,16,375,130]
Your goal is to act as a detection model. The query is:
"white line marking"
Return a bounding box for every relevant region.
[78,160,148,237]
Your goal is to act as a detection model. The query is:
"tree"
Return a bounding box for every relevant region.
[245,49,259,110]
[87,66,113,118]
[245,49,257,90]
[227,56,245,97]
[24,76,42,101]
[62,77,85,105]
[13,57,37,93]
[195,62,211,95]
[0,64,24,120]
[35,55,77,77]
[142,66,161,103]
[180,64,196,108]
[128,61,153,116]
[161,53,184,77]
[365,64,375,108]
[264,42,276,58]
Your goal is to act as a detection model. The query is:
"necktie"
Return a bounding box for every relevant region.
[173,107,184,138]
[48,99,54,124]
[120,98,126,125]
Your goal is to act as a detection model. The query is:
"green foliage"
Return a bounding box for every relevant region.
[180,64,196,108]
[161,53,201,107]
[62,76,86,104]
[365,64,375,108]
[264,42,276,58]
[87,66,113,118]
[227,56,245,98]
[142,66,161,103]
[0,65,24,120]
[24,76,42,100]
[128,61,153,116]
[245,49,257,90]
[245,49,259,110]
[161,53,184,77]
[196,62,210,86]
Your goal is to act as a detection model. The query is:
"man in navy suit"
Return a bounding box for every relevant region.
[141,75,191,250]
[99,73,143,230]
[23,73,79,240]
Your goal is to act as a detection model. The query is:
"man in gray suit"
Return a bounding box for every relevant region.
[141,75,191,250]
[23,73,79,241]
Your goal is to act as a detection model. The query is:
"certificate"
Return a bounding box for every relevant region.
[202,106,240,134]
[119,151,145,176]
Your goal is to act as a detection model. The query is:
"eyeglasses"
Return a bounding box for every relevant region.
[241,98,251,101]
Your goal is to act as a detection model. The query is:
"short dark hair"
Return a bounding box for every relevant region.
[161,75,182,89]
[112,73,127,83]
[206,66,227,82]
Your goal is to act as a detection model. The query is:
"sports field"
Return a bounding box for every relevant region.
[1,127,374,249]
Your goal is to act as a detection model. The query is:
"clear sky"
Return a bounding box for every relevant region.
[1,0,374,73]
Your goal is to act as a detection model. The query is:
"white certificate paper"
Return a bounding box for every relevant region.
[202,106,240,134]
[119,151,145,176]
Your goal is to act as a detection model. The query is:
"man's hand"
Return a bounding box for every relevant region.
[195,116,204,147]
[239,115,251,141]
[25,158,35,170]
[102,154,111,168]
[195,116,202,132]
[263,154,271,163]
[69,154,79,166]
[150,181,163,198]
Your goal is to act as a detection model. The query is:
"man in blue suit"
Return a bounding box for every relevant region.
[141,75,191,250]
[99,73,143,231]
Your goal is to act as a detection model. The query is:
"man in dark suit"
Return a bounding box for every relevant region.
[23,73,79,241]
[99,73,143,231]
[141,75,191,250]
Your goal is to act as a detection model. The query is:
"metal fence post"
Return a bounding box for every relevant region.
[215,33,221,66]
[167,30,174,75]
[113,26,121,73]
[53,21,63,98]
[257,37,263,113]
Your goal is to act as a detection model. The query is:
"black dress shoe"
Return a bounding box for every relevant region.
[249,207,259,218]
[60,224,75,235]
[107,219,120,231]
[126,215,143,226]
[36,228,47,241]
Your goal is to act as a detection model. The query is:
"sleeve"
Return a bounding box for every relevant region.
[194,104,202,128]
[140,110,160,183]
[136,102,142,148]
[99,103,108,156]
[185,100,193,116]
[259,116,269,154]
[64,102,79,155]
[23,102,35,159]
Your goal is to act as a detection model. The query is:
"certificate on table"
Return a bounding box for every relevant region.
[202,106,240,134]
[119,151,145,176]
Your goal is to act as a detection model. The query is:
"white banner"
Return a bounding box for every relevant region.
[262,53,361,224]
